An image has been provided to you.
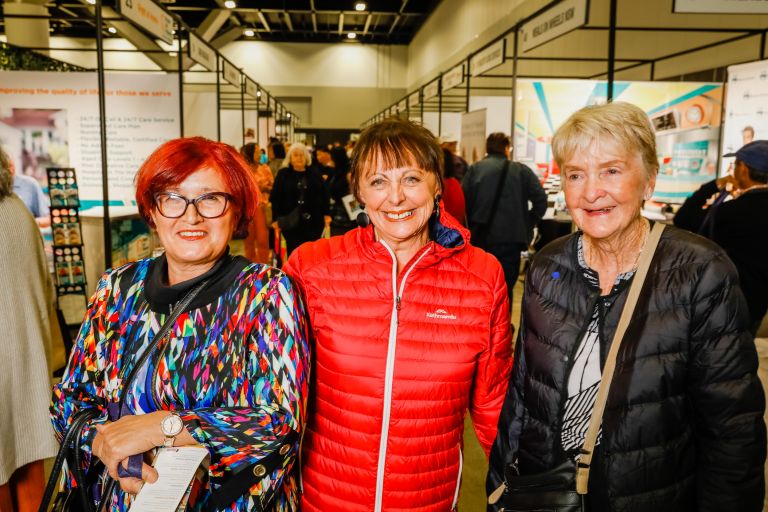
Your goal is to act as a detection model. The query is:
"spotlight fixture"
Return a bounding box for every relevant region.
[287,113,292,118]
[355,2,366,11]
[244,28,255,37]
[224,0,236,8]
[257,90,262,97]
[86,0,95,4]
[347,32,357,39]
[107,26,117,34]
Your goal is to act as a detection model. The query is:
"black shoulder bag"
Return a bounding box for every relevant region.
[472,160,510,249]
[489,223,666,511]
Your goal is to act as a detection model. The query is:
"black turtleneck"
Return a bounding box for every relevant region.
[142,249,251,314]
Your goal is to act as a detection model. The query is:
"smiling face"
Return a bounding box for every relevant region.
[358,160,440,251]
[149,167,237,281]
[562,138,655,242]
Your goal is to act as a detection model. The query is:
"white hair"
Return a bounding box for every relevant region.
[282,142,312,168]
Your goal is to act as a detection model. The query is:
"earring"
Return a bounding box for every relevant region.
[433,195,442,218]
[356,202,370,228]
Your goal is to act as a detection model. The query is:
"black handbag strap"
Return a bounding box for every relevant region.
[39,407,101,512]
[203,429,299,511]
[474,160,510,245]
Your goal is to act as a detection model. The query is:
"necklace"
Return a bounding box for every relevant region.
[583,218,650,273]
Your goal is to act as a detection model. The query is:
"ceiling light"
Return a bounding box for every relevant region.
[257,90,262,97]
[287,113,292,118]
[244,28,255,37]
[224,0,236,8]
[107,26,117,34]
[86,0,95,4]
[347,32,357,39]
[355,2,366,11]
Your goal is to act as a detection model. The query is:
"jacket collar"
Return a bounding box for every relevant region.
[356,203,468,268]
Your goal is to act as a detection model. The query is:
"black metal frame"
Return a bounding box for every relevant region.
[363,0,768,135]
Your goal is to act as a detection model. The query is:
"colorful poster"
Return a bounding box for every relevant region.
[512,79,723,203]
[721,59,768,174]
[0,70,180,208]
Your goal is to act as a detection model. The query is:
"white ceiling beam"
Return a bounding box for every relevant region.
[196,9,230,41]
[338,12,344,34]
[258,11,271,32]
[284,11,293,31]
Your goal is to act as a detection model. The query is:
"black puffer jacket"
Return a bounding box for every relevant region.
[488,225,766,511]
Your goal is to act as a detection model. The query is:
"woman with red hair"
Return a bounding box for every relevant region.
[50,137,310,511]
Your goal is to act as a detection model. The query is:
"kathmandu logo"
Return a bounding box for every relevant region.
[426,308,457,320]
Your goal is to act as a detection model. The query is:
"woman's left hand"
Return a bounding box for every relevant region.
[92,411,165,480]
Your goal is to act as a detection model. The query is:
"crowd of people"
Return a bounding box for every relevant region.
[1,103,767,512]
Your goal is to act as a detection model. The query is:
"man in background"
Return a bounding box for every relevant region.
[1,147,50,228]
[463,132,547,301]
[675,140,768,335]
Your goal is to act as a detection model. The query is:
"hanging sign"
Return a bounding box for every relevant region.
[520,0,589,53]
[188,33,216,71]
[408,91,420,108]
[674,0,768,13]
[423,79,439,101]
[245,78,258,98]
[398,99,408,112]
[119,0,174,44]
[470,39,505,77]
[222,59,241,87]
[443,64,464,91]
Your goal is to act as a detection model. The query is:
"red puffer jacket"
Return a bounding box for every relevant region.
[284,212,513,511]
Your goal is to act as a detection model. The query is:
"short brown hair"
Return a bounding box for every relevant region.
[350,117,443,201]
[486,132,510,156]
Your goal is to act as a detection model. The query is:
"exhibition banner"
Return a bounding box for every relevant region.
[222,60,241,88]
[119,0,174,44]
[408,91,420,108]
[189,33,216,71]
[470,40,505,77]
[721,59,768,174]
[673,0,768,13]
[461,109,487,164]
[520,0,589,53]
[443,64,464,92]
[512,79,722,202]
[0,71,180,207]
[245,78,258,98]
[423,79,439,101]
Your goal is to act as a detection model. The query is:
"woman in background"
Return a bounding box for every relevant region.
[239,142,272,263]
[327,146,356,236]
[270,143,329,255]
[441,147,466,225]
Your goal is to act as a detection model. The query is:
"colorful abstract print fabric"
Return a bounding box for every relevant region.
[50,258,310,511]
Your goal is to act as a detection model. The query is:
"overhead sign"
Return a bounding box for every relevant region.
[470,39,505,77]
[245,78,258,98]
[520,0,589,53]
[423,79,439,101]
[408,91,420,108]
[443,64,464,92]
[119,0,174,44]
[188,33,216,72]
[222,59,241,87]
[398,99,408,112]
[674,0,768,13]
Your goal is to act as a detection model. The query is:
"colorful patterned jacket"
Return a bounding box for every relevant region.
[50,254,310,511]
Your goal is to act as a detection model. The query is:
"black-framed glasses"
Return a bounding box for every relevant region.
[154,192,233,219]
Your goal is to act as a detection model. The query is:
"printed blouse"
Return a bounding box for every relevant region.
[50,255,310,511]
